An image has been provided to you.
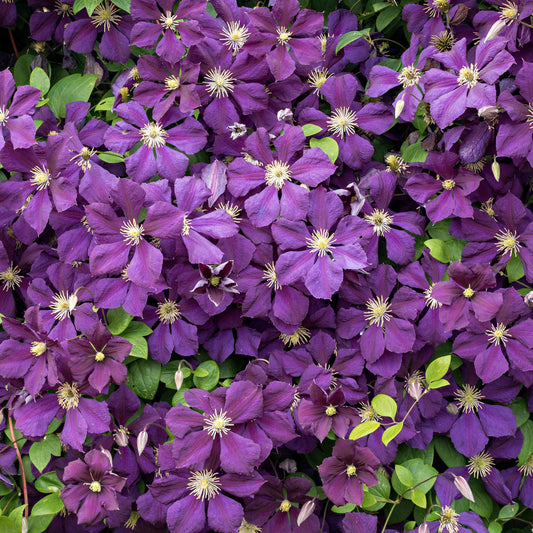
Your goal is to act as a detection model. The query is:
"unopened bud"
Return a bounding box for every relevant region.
[453,475,475,502]
[100,447,113,466]
[478,105,499,120]
[450,3,469,25]
[277,108,293,122]
[408,380,424,402]
[137,428,148,455]
[279,458,297,473]
[491,156,500,182]
[446,403,459,415]
[297,499,316,526]
[21,517,28,533]
[418,523,430,533]
[114,429,129,447]
[524,291,533,308]
[394,98,405,119]
[484,19,506,42]
[175,362,184,391]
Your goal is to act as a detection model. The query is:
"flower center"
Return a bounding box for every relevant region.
[438,506,459,533]
[279,499,292,512]
[164,75,180,91]
[485,323,511,346]
[220,21,250,52]
[499,1,519,22]
[203,409,234,438]
[424,284,442,309]
[327,106,358,138]
[120,219,145,246]
[318,33,328,53]
[30,341,46,357]
[187,470,221,500]
[325,405,337,416]
[159,11,178,30]
[238,519,262,533]
[462,286,475,298]
[30,166,52,191]
[0,264,22,291]
[264,160,292,189]
[140,122,167,149]
[204,67,236,98]
[364,209,394,236]
[71,146,95,172]
[398,65,421,88]
[308,67,332,95]
[276,26,292,45]
[91,1,121,31]
[442,179,455,190]
[457,64,480,89]
[424,0,449,16]
[89,480,102,493]
[306,229,336,256]
[54,1,72,15]
[431,30,456,52]
[57,382,80,410]
[518,454,533,477]
[50,291,78,321]
[209,276,221,287]
[216,201,242,222]
[358,401,382,422]
[262,263,281,290]
[455,384,484,414]
[94,351,105,362]
[346,464,357,477]
[228,122,247,140]
[157,299,181,324]
[494,228,522,256]
[364,296,392,328]
[0,106,9,125]
[385,154,407,174]
[468,451,494,478]
[279,326,311,347]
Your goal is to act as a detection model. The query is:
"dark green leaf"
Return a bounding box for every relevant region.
[161,361,192,389]
[127,359,161,400]
[507,254,525,282]
[366,472,390,511]
[469,478,493,518]
[434,436,466,468]
[518,420,533,465]
[106,307,133,335]
[510,397,529,427]
[13,54,34,86]
[376,6,401,31]
[47,74,99,118]
[193,360,220,391]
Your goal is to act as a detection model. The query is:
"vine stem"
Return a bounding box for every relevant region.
[8,415,28,519]
[8,30,19,59]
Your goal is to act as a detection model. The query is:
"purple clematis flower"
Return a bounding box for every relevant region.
[191,260,239,307]
[62,449,127,526]
[273,187,368,300]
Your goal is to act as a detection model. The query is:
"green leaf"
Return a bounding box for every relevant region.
[427,219,451,240]
[469,478,493,518]
[35,472,64,494]
[0,517,18,533]
[29,435,61,473]
[401,140,428,163]
[30,68,50,95]
[376,6,401,31]
[72,0,103,15]
[193,360,220,391]
[507,254,525,282]
[425,355,451,384]
[331,503,356,513]
[519,420,533,465]
[97,151,125,163]
[309,137,339,163]
[112,0,130,11]
[427,378,449,389]
[106,307,133,335]
[372,2,391,12]
[13,54,34,86]
[382,422,403,446]
[434,436,466,468]
[8,504,26,531]
[488,522,503,533]
[47,74,99,118]
[510,396,530,427]
[410,489,426,508]
[302,124,323,136]
[425,239,450,263]
[120,321,152,359]
[498,503,519,520]
[372,394,397,420]
[335,28,371,53]
[349,420,380,440]
[393,459,438,498]
[161,361,192,389]
[28,514,56,533]
[394,464,413,487]
[31,493,64,516]
[94,96,115,111]
[361,492,377,508]
[366,472,390,511]
[127,359,161,400]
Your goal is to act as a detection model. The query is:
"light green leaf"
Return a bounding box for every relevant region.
[425,239,450,263]
[31,493,64,516]
[97,151,125,163]
[8,504,26,531]
[335,28,371,53]
[425,355,451,384]
[120,321,152,359]
[361,492,377,508]
[410,489,426,508]
[519,420,533,465]
[427,378,449,389]
[0,517,18,533]
[382,422,403,446]
[372,394,397,420]
[507,254,524,282]
[35,472,63,494]
[349,420,380,440]
[47,74,99,118]
[310,137,339,163]
[393,459,437,498]
[394,464,413,487]
[127,359,161,400]
[402,140,428,163]
[29,435,61,473]
[376,6,401,31]
[498,503,519,520]
[94,96,115,111]
[106,307,133,335]
[302,124,323,136]
[112,0,130,12]
[512,397,531,427]
[488,522,503,533]
[193,360,219,391]
[30,68,50,95]
[331,503,356,513]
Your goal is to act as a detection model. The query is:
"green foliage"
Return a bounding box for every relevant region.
[161,360,192,390]
[193,360,220,391]
[507,254,525,282]
[120,321,153,359]
[434,436,467,467]
[372,394,397,420]
[106,307,134,335]
[425,355,451,387]
[127,359,161,400]
[382,422,403,446]
[29,435,61,472]
[47,74,99,118]
[98,151,125,163]
[349,420,380,440]
[401,139,427,163]
[29,68,50,95]
[335,28,371,53]
[469,478,493,518]
[518,420,533,465]
[13,54,34,86]
[366,472,391,511]
[302,124,323,136]
[310,137,339,163]
[35,472,64,494]
[376,6,401,31]
[498,503,519,520]
[0,517,18,533]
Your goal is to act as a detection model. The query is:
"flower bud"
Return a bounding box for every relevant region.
[524,291,533,308]
[450,3,469,25]
[137,428,148,455]
[453,474,475,502]
[175,362,184,391]
[114,429,129,447]
[277,108,293,122]
[408,380,424,402]
[491,157,500,182]
[297,499,316,526]
[418,523,430,533]
[100,447,113,466]
[484,19,506,42]
[478,105,499,121]
[279,458,297,473]
[394,98,405,119]
[21,517,28,533]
